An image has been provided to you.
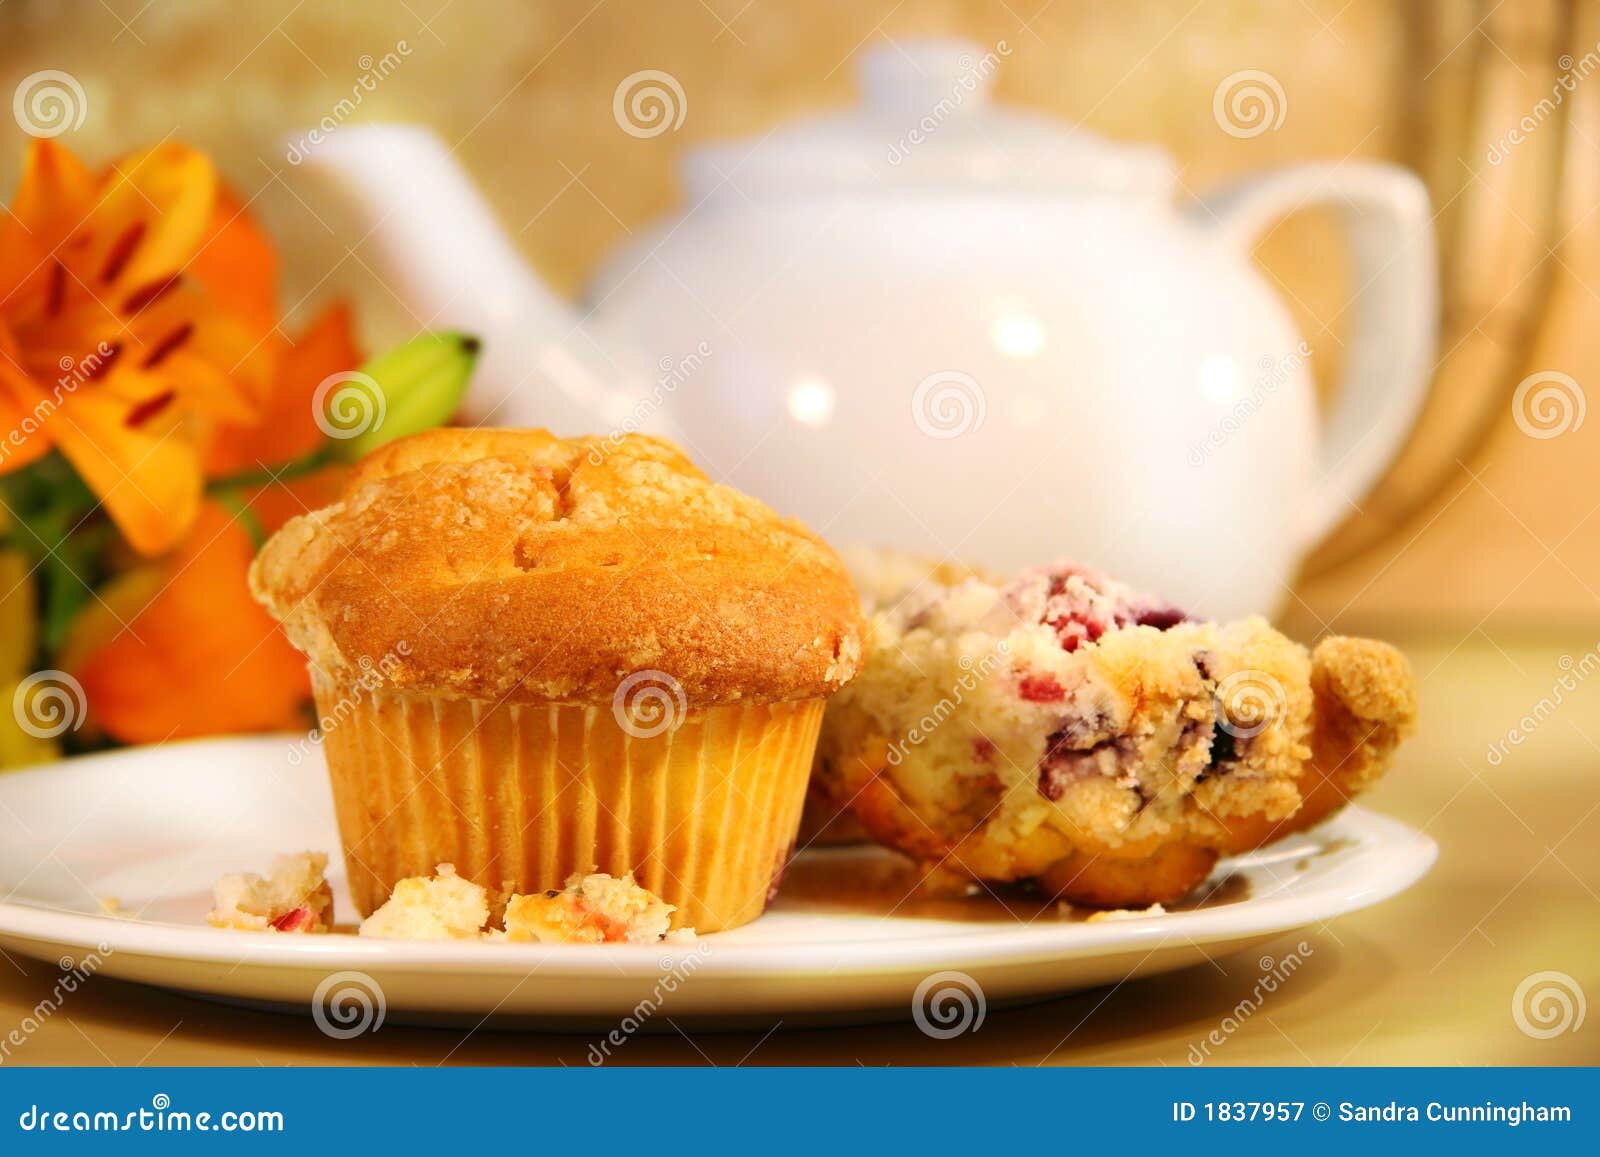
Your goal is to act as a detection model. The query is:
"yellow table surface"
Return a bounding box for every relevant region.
[2,633,1596,1066]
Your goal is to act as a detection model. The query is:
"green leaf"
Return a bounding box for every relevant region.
[326,332,480,463]
[0,454,107,659]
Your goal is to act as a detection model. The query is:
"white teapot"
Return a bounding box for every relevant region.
[299,39,1435,619]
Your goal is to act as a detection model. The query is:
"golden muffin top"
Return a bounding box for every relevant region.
[249,428,865,708]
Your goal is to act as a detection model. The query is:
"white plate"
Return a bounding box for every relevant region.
[0,737,1435,1029]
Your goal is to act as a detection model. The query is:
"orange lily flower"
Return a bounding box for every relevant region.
[0,139,365,745]
[0,140,271,556]
[64,303,361,744]
[60,288,361,742]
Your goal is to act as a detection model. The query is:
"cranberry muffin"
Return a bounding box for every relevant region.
[797,548,999,847]
[813,557,1416,907]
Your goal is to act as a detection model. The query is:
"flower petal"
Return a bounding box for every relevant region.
[0,345,56,474]
[206,303,360,474]
[0,141,95,306]
[122,349,260,424]
[0,384,54,474]
[69,503,310,744]
[7,140,95,235]
[243,467,345,536]
[34,380,202,556]
[188,184,279,338]
[86,145,216,293]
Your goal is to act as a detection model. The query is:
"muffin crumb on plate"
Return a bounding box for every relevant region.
[358,863,488,940]
[503,872,683,944]
[1084,903,1168,922]
[207,851,333,934]
[351,865,684,944]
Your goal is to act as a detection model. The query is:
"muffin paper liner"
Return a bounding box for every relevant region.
[313,674,823,933]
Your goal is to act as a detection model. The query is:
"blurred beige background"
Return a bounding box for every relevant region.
[4,0,1597,632]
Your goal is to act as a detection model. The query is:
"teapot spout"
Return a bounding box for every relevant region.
[292,124,638,434]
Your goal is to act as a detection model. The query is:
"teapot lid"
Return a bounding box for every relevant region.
[682,39,1175,201]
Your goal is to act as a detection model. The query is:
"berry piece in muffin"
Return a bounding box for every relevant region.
[815,557,1417,908]
[358,863,489,940]
[502,872,680,944]
[207,852,333,933]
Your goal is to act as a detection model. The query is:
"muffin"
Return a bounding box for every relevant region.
[251,429,864,932]
[797,548,998,847]
[814,557,1416,907]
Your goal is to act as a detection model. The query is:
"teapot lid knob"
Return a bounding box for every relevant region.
[681,36,1173,201]
[857,38,997,114]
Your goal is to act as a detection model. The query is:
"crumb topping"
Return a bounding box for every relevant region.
[1002,561,1191,652]
[249,429,866,708]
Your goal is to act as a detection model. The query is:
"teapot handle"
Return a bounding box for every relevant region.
[1199,163,1437,549]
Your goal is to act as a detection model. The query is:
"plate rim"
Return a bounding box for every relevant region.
[0,736,1439,980]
